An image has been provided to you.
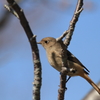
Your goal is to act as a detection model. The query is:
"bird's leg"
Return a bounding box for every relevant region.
[66,76,71,83]
[65,68,77,83]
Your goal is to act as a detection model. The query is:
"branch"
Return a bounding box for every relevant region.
[57,0,83,47]
[64,0,83,46]
[5,0,42,100]
[57,0,84,100]
[58,68,67,100]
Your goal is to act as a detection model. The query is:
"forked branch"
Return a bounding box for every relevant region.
[58,0,84,100]
[4,0,42,100]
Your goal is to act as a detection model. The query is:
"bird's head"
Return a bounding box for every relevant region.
[37,37,56,50]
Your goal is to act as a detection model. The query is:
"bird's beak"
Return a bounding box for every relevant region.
[37,41,41,44]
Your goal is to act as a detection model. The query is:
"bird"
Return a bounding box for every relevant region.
[37,37,100,94]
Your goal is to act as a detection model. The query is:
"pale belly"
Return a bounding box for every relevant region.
[47,55,84,77]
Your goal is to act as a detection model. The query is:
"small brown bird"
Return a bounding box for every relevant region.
[37,37,100,94]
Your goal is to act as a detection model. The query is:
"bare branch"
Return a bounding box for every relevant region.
[64,0,83,46]
[56,30,69,42]
[4,4,19,18]
[57,0,83,45]
[57,0,84,100]
[58,68,67,100]
[5,0,42,100]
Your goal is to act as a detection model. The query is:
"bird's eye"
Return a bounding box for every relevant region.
[44,40,50,44]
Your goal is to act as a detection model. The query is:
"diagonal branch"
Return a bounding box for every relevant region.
[57,0,83,47]
[57,0,84,100]
[64,0,83,46]
[5,0,42,100]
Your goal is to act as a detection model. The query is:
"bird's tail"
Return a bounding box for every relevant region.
[80,74,100,95]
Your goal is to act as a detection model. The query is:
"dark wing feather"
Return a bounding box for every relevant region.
[67,50,90,74]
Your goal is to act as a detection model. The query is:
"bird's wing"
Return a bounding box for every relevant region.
[67,50,90,73]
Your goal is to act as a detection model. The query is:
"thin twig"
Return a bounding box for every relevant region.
[57,0,84,100]
[56,30,69,42]
[57,0,83,45]
[64,0,83,46]
[4,4,19,18]
[5,0,42,100]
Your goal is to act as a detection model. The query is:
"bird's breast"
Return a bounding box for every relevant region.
[46,52,67,72]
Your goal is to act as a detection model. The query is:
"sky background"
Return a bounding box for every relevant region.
[0,0,100,100]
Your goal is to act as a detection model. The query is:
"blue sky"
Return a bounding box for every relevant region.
[0,0,100,100]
